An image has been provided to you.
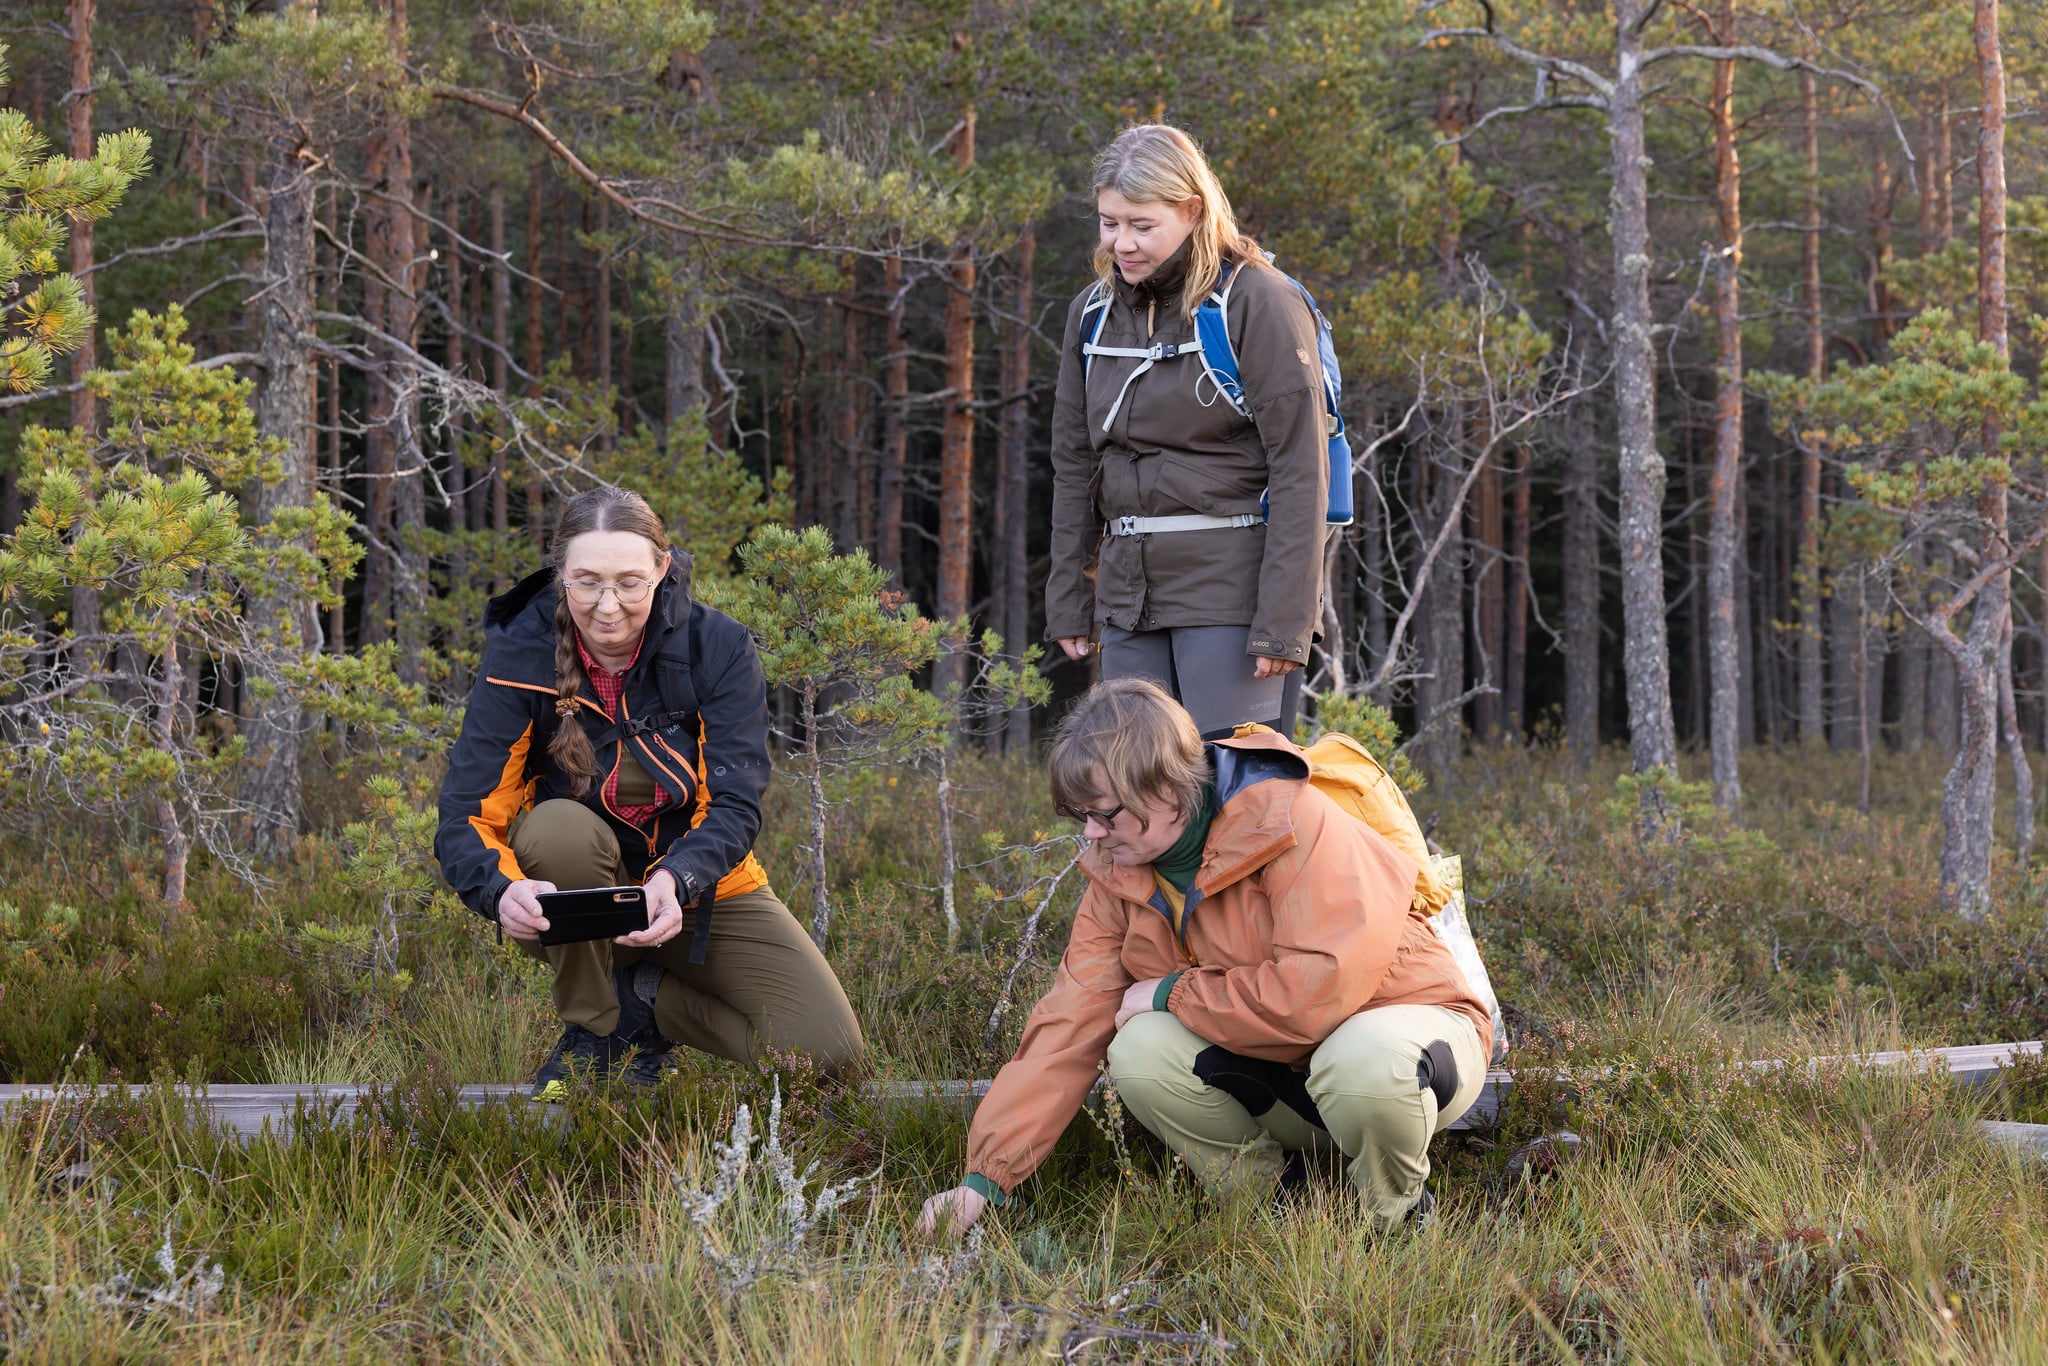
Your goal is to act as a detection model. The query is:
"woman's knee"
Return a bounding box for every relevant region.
[510,799,622,888]
[1106,1011,1204,1092]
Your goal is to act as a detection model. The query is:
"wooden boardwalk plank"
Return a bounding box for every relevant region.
[3,1040,2041,1141]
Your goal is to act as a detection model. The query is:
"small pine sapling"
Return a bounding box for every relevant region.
[708,525,954,947]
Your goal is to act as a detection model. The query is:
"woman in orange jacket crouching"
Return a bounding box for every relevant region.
[919,678,1490,1233]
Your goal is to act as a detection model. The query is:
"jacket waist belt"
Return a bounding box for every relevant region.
[1105,512,1267,536]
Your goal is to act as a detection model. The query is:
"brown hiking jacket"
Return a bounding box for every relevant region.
[1044,245,1330,663]
[964,731,1493,1196]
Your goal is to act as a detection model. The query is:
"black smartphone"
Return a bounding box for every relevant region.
[533,885,650,946]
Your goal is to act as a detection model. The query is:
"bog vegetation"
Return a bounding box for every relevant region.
[7,0,2048,1358]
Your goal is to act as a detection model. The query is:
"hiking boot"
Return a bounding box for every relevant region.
[1403,1187,1437,1230]
[530,1023,624,1101]
[611,961,677,1088]
[1269,1148,1311,1218]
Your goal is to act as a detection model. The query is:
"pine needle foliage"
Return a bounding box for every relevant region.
[0,43,150,395]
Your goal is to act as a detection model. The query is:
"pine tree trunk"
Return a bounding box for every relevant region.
[595,200,612,430]
[368,0,424,679]
[66,0,100,672]
[1611,0,1680,784]
[488,187,510,576]
[156,632,190,914]
[1425,436,1466,774]
[1362,451,1389,687]
[2000,611,2032,865]
[998,226,1035,756]
[1798,72,1827,746]
[1563,340,1601,770]
[242,115,318,854]
[931,107,977,703]
[67,0,96,433]
[1471,447,1503,740]
[879,254,909,579]
[665,265,708,439]
[1505,444,1531,737]
[1868,148,1895,350]
[523,172,546,540]
[1941,0,2009,921]
[1707,13,1743,815]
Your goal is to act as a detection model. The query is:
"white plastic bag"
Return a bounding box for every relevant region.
[1427,854,1508,1065]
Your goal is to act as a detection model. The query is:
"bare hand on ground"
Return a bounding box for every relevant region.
[496,879,557,941]
[616,868,685,947]
[917,1185,989,1239]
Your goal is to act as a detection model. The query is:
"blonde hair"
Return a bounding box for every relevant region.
[1090,124,1271,320]
[1048,678,1207,833]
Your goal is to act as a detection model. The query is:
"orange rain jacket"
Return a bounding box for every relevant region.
[965,730,1492,1196]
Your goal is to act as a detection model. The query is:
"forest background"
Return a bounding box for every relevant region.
[8,0,2048,1360]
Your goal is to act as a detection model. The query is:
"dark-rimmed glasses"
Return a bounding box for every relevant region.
[1057,800,1124,828]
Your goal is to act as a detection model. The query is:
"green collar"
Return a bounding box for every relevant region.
[1152,782,1217,894]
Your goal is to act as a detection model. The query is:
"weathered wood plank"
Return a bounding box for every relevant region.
[3,1040,2040,1141]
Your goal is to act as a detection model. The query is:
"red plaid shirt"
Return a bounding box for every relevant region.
[576,631,672,824]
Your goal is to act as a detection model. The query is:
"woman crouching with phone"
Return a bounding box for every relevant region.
[435,486,863,1098]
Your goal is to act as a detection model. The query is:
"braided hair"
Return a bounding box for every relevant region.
[546,487,672,797]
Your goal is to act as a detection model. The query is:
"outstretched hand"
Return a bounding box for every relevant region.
[916,1184,989,1240]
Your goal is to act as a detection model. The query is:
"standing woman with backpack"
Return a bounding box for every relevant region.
[435,487,864,1098]
[1047,124,1338,738]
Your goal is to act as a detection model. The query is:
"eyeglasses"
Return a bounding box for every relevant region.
[563,576,655,607]
[1057,800,1124,828]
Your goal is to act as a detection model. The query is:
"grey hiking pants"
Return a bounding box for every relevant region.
[1099,623,1300,738]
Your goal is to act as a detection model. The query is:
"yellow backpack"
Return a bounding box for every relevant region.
[1239,725,1509,1063]
[1295,731,1453,916]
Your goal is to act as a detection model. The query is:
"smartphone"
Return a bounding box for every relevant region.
[533,885,650,946]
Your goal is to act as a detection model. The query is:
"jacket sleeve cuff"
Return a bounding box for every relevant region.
[1165,970,1201,1017]
[1152,971,1184,1013]
[962,1172,1008,1207]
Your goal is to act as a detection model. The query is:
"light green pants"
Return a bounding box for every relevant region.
[1105,1004,1486,1222]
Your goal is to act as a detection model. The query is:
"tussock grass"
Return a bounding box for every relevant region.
[8,744,2048,1357]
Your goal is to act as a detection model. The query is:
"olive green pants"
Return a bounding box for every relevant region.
[1105,1004,1486,1222]
[509,799,865,1078]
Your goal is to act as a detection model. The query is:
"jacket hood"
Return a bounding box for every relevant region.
[1080,729,1309,903]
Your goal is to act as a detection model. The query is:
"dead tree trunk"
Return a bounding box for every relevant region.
[1563,332,1601,771]
[1611,0,1680,784]
[1505,444,1531,737]
[1797,70,1827,747]
[1706,5,1744,815]
[67,0,100,669]
[879,253,909,580]
[242,120,318,853]
[1939,0,2011,921]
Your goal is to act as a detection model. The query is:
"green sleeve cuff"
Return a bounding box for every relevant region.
[1153,971,1184,1013]
[962,1172,1007,1207]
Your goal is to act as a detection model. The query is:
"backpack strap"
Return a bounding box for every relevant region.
[1192,261,1251,418]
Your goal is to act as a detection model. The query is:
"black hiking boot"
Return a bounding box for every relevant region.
[530,1023,625,1101]
[1269,1149,1312,1217]
[611,961,678,1087]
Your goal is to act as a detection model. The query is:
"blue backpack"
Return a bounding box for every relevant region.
[1081,258,1354,527]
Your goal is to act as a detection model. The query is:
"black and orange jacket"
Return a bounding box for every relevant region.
[433,552,771,923]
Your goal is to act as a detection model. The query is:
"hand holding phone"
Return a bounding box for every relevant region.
[533,885,650,946]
